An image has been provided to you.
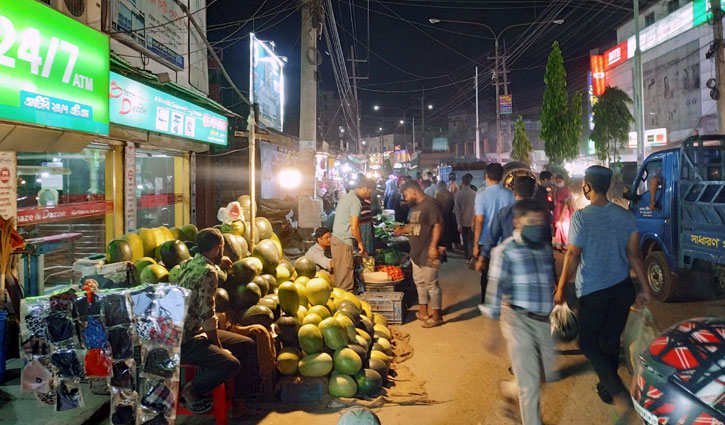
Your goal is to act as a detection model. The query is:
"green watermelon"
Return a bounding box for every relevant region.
[223,233,248,261]
[373,313,387,327]
[258,295,280,319]
[107,239,133,263]
[158,240,191,269]
[275,316,300,346]
[375,337,393,356]
[252,275,270,297]
[368,358,389,382]
[120,233,144,262]
[302,313,323,327]
[355,369,383,397]
[369,350,390,368]
[221,220,245,236]
[298,352,333,377]
[134,257,157,282]
[298,324,324,354]
[229,257,263,286]
[294,256,317,279]
[181,224,198,242]
[168,265,182,283]
[140,264,169,284]
[254,217,274,240]
[276,265,292,287]
[170,227,185,240]
[319,317,349,350]
[252,239,280,274]
[241,305,275,328]
[333,348,363,375]
[278,281,300,316]
[336,314,357,342]
[328,374,357,398]
[232,282,262,310]
[295,281,309,306]
[215,287,231,312]
[308,305,331,320]
[346,344,368,364]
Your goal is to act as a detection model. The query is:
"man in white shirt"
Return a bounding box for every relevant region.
[305,227,334,272]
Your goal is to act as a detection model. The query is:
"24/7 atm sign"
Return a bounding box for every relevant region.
[0,0,110,134]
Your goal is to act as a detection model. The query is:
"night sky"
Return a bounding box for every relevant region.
[207,0,658,137]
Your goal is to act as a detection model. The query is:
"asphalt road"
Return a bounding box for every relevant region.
[179,250,725,425]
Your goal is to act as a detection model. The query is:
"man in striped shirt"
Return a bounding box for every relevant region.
[481,199,556,425]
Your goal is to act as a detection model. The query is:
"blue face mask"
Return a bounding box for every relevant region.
[521,225,549,245]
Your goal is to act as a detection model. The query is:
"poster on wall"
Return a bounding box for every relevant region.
[259,141,297,200]
[0,0,110,135]
[250,34,285,131]
[642,40,701,133]
[0,152,17,220]
[109,0,186,70]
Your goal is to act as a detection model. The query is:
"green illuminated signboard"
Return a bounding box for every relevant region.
[109,72,228,146]
[0,0,109,134]
[694,0,725,27]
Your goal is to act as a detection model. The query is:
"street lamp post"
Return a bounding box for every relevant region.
[429,18,564,162]
[373,105,420,152]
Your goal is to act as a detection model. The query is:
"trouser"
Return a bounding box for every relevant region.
[499,305,556,425]
[461,226,473,259]
[479,244,489,304]
[578,277,635,400]
[180,330,257,399]
[411,260,442,310]
[331,236,355,291]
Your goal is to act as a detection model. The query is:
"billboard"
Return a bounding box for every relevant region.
[109,0,186,70]
[590,55,606,97]
[588,72,599,131]
[0,0,109,134]
[498,94,512,115]
[109,71,228,145]
[627,2,693,59]
[604,41,628,70]
[250,33,285,131]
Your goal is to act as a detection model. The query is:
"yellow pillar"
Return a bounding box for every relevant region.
[105,146,124,244]
[174,155,190,227]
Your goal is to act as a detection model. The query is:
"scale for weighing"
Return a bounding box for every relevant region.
[17,232,82,296]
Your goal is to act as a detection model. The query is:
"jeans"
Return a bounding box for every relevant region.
[180,330,257,399]
[460,227,473,259]
[578,277,635,399]
[411,260,442,310]
[499,305,556,425]
[331,236,355,291]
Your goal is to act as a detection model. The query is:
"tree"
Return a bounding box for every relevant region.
[590,86,634,164]
[511,115,533,163]
[541,41,583,165]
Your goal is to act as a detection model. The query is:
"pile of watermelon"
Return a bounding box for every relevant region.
[272,260,395,399]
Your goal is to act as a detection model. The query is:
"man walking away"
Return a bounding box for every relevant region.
[435,181,456,250]
[395,181,444,328]
[533,170,554,213]
[554,165,651,424]
[332,178,375,291]
[481,199,557,425]
[447,172,459,194]
[455,173,477,260]
[473,163,515,303]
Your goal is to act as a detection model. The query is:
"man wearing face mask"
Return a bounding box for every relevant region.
[481,199,557,425]
[179,228,257,417]
[555,166,651,424]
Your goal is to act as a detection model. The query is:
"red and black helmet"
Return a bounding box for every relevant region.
[632,318,725,425]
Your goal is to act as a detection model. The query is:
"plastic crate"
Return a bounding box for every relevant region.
[0,310,6,384]
[359,291,404,325]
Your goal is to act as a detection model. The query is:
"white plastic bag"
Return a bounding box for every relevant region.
[550,302,578,342]
[621,306,659,373]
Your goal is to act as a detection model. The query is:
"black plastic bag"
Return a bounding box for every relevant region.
[550,302,578,342]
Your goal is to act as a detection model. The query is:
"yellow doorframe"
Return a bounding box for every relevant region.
[105,146,124,244]
[174,154,190,227]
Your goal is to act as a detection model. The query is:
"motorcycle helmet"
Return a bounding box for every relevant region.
[632,318,725,425]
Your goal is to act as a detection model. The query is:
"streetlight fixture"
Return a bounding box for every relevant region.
[399,120,405,125]
[427,104,433,110]
[373,105,380,111]
[278,168,301,189]
[429,17,565,162]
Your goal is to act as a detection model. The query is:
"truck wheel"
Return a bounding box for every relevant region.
[645,251,678,302]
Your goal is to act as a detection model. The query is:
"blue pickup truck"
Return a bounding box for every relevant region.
[624,135,725,301]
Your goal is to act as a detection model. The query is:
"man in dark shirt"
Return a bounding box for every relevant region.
[533,170,555,213]
[395,181,444,328]
[179,228,257,417]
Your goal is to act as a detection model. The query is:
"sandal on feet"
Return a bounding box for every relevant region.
[415,312,430,321]
[422,317,444,328]
[181,397,213,414]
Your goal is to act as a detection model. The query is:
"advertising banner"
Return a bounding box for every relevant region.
[0,0,109,134]
[250,34,284,131]
[0,152,16,220]
[109,71,228,145]
[498,94,512,115]
[627,2,693,59]
[604,41,628,70]
[590,55,606,97]
[588,72,599,132]
[109,0,186,70]
[17,200,113,226]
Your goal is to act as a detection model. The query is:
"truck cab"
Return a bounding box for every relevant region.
[626,135,725,301]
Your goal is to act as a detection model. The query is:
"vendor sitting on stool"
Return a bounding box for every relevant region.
[178,228,258,418]
[306,227,335,272]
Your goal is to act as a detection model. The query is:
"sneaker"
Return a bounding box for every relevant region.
[596,382,614,405]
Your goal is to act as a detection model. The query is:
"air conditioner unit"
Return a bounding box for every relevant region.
[45,0,102,29]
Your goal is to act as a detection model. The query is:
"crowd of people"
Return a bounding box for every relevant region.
[315,163,651,425]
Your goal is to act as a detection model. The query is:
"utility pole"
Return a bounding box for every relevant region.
[412,116,416,153]
[475,66,480,159]
[349,46,367,153]
[633,0,646,164]
[711,0,725,133]
[493,37,502,163]
[299,0,323,228]
[420,93,425,152]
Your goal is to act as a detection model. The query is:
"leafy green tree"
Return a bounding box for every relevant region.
[541,41,582,165]
[590,86,634,164]
[511,115,533,163]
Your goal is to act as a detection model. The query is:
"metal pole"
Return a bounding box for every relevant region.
[412,116,416,153]
[249,104,258,251]
[475,66,480,159]
[711,0,725,133]
[420,92,425,152]
[350,46,363,153]
[633,0,646,164]
[495,37,502,163]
